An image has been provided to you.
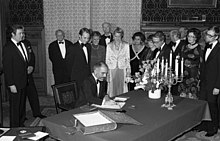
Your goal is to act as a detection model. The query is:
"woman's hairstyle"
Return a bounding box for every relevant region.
[113,27,124,38]
[187,28,201,43]
[132,32,146,43]
[146,34,154,42]
[91,31,101,38]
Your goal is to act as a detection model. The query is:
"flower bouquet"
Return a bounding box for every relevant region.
[131,59,164,99]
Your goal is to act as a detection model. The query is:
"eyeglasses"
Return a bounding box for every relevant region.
[205,33,216,38]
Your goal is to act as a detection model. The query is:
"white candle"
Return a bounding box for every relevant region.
[157,58,160,74]
[161,57,164,75]
[181,57,184,76]
[165,59,168,77]
[169,50,172,69]
[175,56,179,77]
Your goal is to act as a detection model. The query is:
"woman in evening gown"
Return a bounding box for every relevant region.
[129,32,147,90]
[178,28,203,99]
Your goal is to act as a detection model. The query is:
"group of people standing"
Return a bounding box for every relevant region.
[3,22,220,137]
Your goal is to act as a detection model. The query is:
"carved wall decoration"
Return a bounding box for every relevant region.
[142,0,220,23]
[9,0,43,26]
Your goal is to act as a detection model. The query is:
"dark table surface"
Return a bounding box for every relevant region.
[41,90,211,141]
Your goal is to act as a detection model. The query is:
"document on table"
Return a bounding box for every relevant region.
[0,128,9,137]
[92,102,125,109]
[74,111,112,127]
[28,131,49,140]
[114,96,130,102]
[0,136,16,141]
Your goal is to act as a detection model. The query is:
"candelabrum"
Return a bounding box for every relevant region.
[161,67,183,110]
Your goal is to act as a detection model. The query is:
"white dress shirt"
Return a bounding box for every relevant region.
[172,39,180,52]
[155,42,165,59]
[58,40,66,59]
[11,38,28,61]
[92,73,100,96]
[79,40,88,63]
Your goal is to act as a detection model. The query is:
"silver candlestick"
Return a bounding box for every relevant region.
[161,68,183,110]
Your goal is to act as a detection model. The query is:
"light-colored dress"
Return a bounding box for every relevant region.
[106,41,130,97]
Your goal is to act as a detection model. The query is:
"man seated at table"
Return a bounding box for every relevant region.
[79,61,115,106]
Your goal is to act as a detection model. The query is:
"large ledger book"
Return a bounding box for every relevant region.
[73,111,117,135]
[73,110,142,135]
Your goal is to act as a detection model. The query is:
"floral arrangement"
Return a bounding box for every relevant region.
[132,59,163,92]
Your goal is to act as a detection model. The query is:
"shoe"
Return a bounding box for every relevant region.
[205,130,218,137]
[34,114,47,119]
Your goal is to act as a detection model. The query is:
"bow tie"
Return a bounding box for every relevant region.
[96,80,101,84]
[59,41,64,44]
[81,43,87,47]
[206,43,213,49]
[171,42,176,47]
[17,42,22,46]
[105,35,111,39]
[155,48,161,52]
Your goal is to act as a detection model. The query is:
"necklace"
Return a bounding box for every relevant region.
[92,44,99,50]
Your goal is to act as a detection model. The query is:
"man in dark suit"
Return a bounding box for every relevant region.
[77,61,115,107]
[49,29,74,85]
[22,38,46,119]
[2,25,28,127]
[199,26,220,137]
[99,22,113,48]
[80,61,112,105]
[71,28,92,88]
[152,31,170,60]
[168,30,186,95]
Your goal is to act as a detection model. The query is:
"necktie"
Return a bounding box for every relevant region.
[105,36,111,39]
[59,41,64,44]
[17,42,28,62]
[206,43,212,49]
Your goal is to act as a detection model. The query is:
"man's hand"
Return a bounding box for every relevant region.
[27,66,34,74]
[103,95,116,105]
[9,85,17,93]
[213,88,219,95]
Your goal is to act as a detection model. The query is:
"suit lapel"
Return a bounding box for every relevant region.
[90,75,98,97]
[11,41,27,63]
[206,42,220,63]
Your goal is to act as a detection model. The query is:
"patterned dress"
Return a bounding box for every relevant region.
[129,45,148,90]
[178,44,203,99]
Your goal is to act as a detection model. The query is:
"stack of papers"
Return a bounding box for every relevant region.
[91,96,129,109]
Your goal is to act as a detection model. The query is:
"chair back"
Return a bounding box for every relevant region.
[51,81,78,113]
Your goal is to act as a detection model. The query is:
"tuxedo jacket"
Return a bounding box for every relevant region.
[157,43,170,60]
[80,75,107,105]
[99,33,114,48]
[48,39,74,84]
[70,41,91,87]
[200,42,220,103]
[2,40,28,89]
